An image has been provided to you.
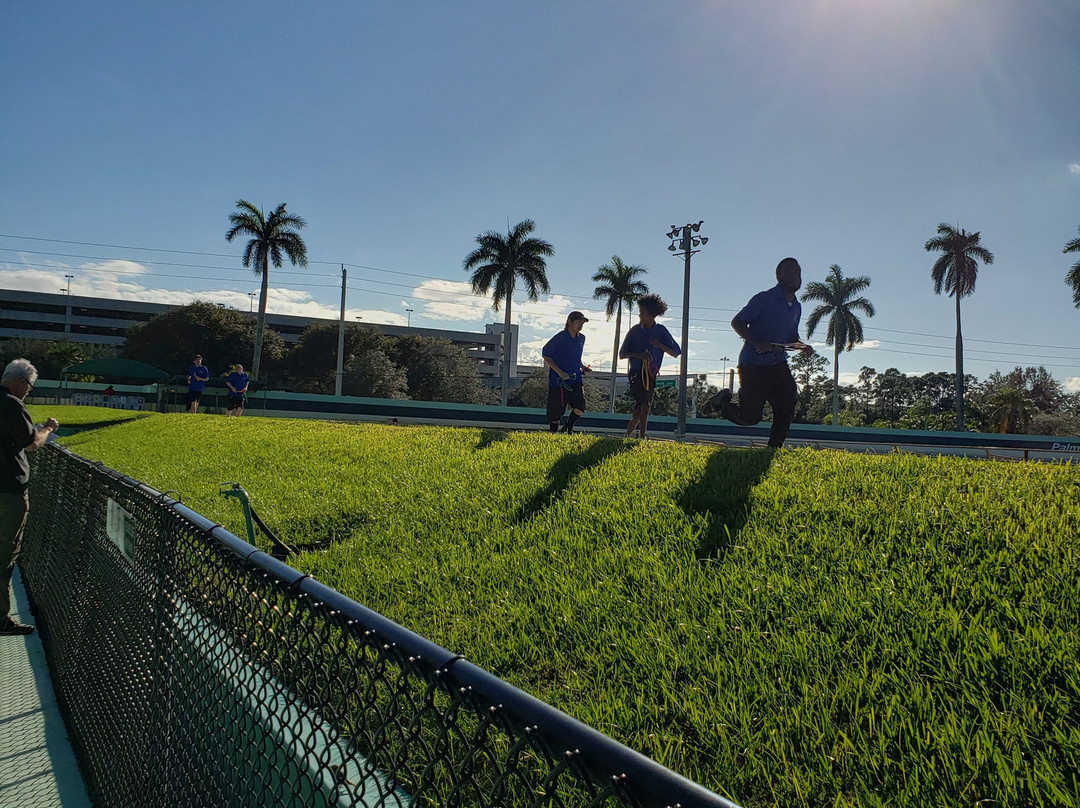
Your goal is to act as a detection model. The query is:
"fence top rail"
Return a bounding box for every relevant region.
[46,442,740,808]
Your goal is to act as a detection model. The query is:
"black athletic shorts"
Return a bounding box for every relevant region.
[186,389,203,405]
[628,373,654,407]
[227,394,246,410]
[546,383,585,422]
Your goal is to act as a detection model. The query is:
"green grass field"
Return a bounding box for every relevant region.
[34,408,1080,807]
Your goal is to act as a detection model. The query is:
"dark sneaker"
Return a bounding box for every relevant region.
[702,389,732,415]
[0,617,34,635]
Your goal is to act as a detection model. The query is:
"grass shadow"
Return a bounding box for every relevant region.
[54,415,149,436]
[677,447,775,561]
[271,511,372,554]
[514,438,634,523]
[475,428,509,450]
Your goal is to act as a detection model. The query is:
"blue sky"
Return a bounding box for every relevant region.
[3,1,1079,389]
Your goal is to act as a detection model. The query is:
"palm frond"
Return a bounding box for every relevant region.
[1064,228,1080,254]
[800,264,874,351]
[591,257,649,322]
[1067,265,1080,308]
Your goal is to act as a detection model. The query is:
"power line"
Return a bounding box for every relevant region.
[4,232,1080,364]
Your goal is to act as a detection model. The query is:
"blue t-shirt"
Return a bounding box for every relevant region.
[619,323,681,379]
[227,372,249,394]
[542,330,586,387]
[735,285,803,367]
[187,364,210,392]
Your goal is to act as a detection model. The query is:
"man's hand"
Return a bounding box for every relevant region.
[799,344,815,357]
[45,417,59,432]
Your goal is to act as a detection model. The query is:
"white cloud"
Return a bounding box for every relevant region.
[0,263,410,327]
[1065,376,1080,393]
[81,259,151,278]
[853,339,881,350]
[0,263,188,303]
[411,279,490,322]
[1070,164,1080,174]
[514,295,587,331]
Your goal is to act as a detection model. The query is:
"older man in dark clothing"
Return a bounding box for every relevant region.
[1,358,59,635]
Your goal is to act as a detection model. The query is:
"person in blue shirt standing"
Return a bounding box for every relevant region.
[619,294,681,439]
[225,363,250,417]
[703,257,815,448]
[186,354,210,414]
[542,311,591,433]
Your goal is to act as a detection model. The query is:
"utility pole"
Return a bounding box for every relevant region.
[666,222,708,437]
[63,275,74,333]
[334,265,347,396]
[406,307,413,327]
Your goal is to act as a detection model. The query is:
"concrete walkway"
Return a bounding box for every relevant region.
[0,567,92,808]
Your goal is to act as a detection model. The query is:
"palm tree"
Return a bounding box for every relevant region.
[925,223,994,431]
[1064,226,1080,307]
[463,219,554,406]
[225,200,308,380]
[986,386,1035,434]
[801,265,875,425]
[592,256,649,412]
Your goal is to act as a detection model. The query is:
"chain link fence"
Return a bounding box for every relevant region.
[21,443,739,808]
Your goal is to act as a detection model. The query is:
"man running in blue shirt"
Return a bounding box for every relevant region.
[542,311,591,433]
[619,294,681,439]
[703,257,815,448]
[226,364,250,417]
[186,354,210,414]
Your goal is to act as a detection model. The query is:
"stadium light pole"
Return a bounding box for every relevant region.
[406,307,413,327]
[62,274,74,334]
[666,221,708,437]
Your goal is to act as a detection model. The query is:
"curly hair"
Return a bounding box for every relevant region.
[636,293,668,317]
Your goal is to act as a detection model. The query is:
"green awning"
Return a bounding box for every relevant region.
[61,358,170,382]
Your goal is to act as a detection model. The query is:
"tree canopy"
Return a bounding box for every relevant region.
[226,200,308,380]
[925,223,994,430]
[122,301,285,378]
[802,264,875,425]
[592,256,649,412]
[286,322,494,404]
[463,219,553,406]
[1064,226,1080,307]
